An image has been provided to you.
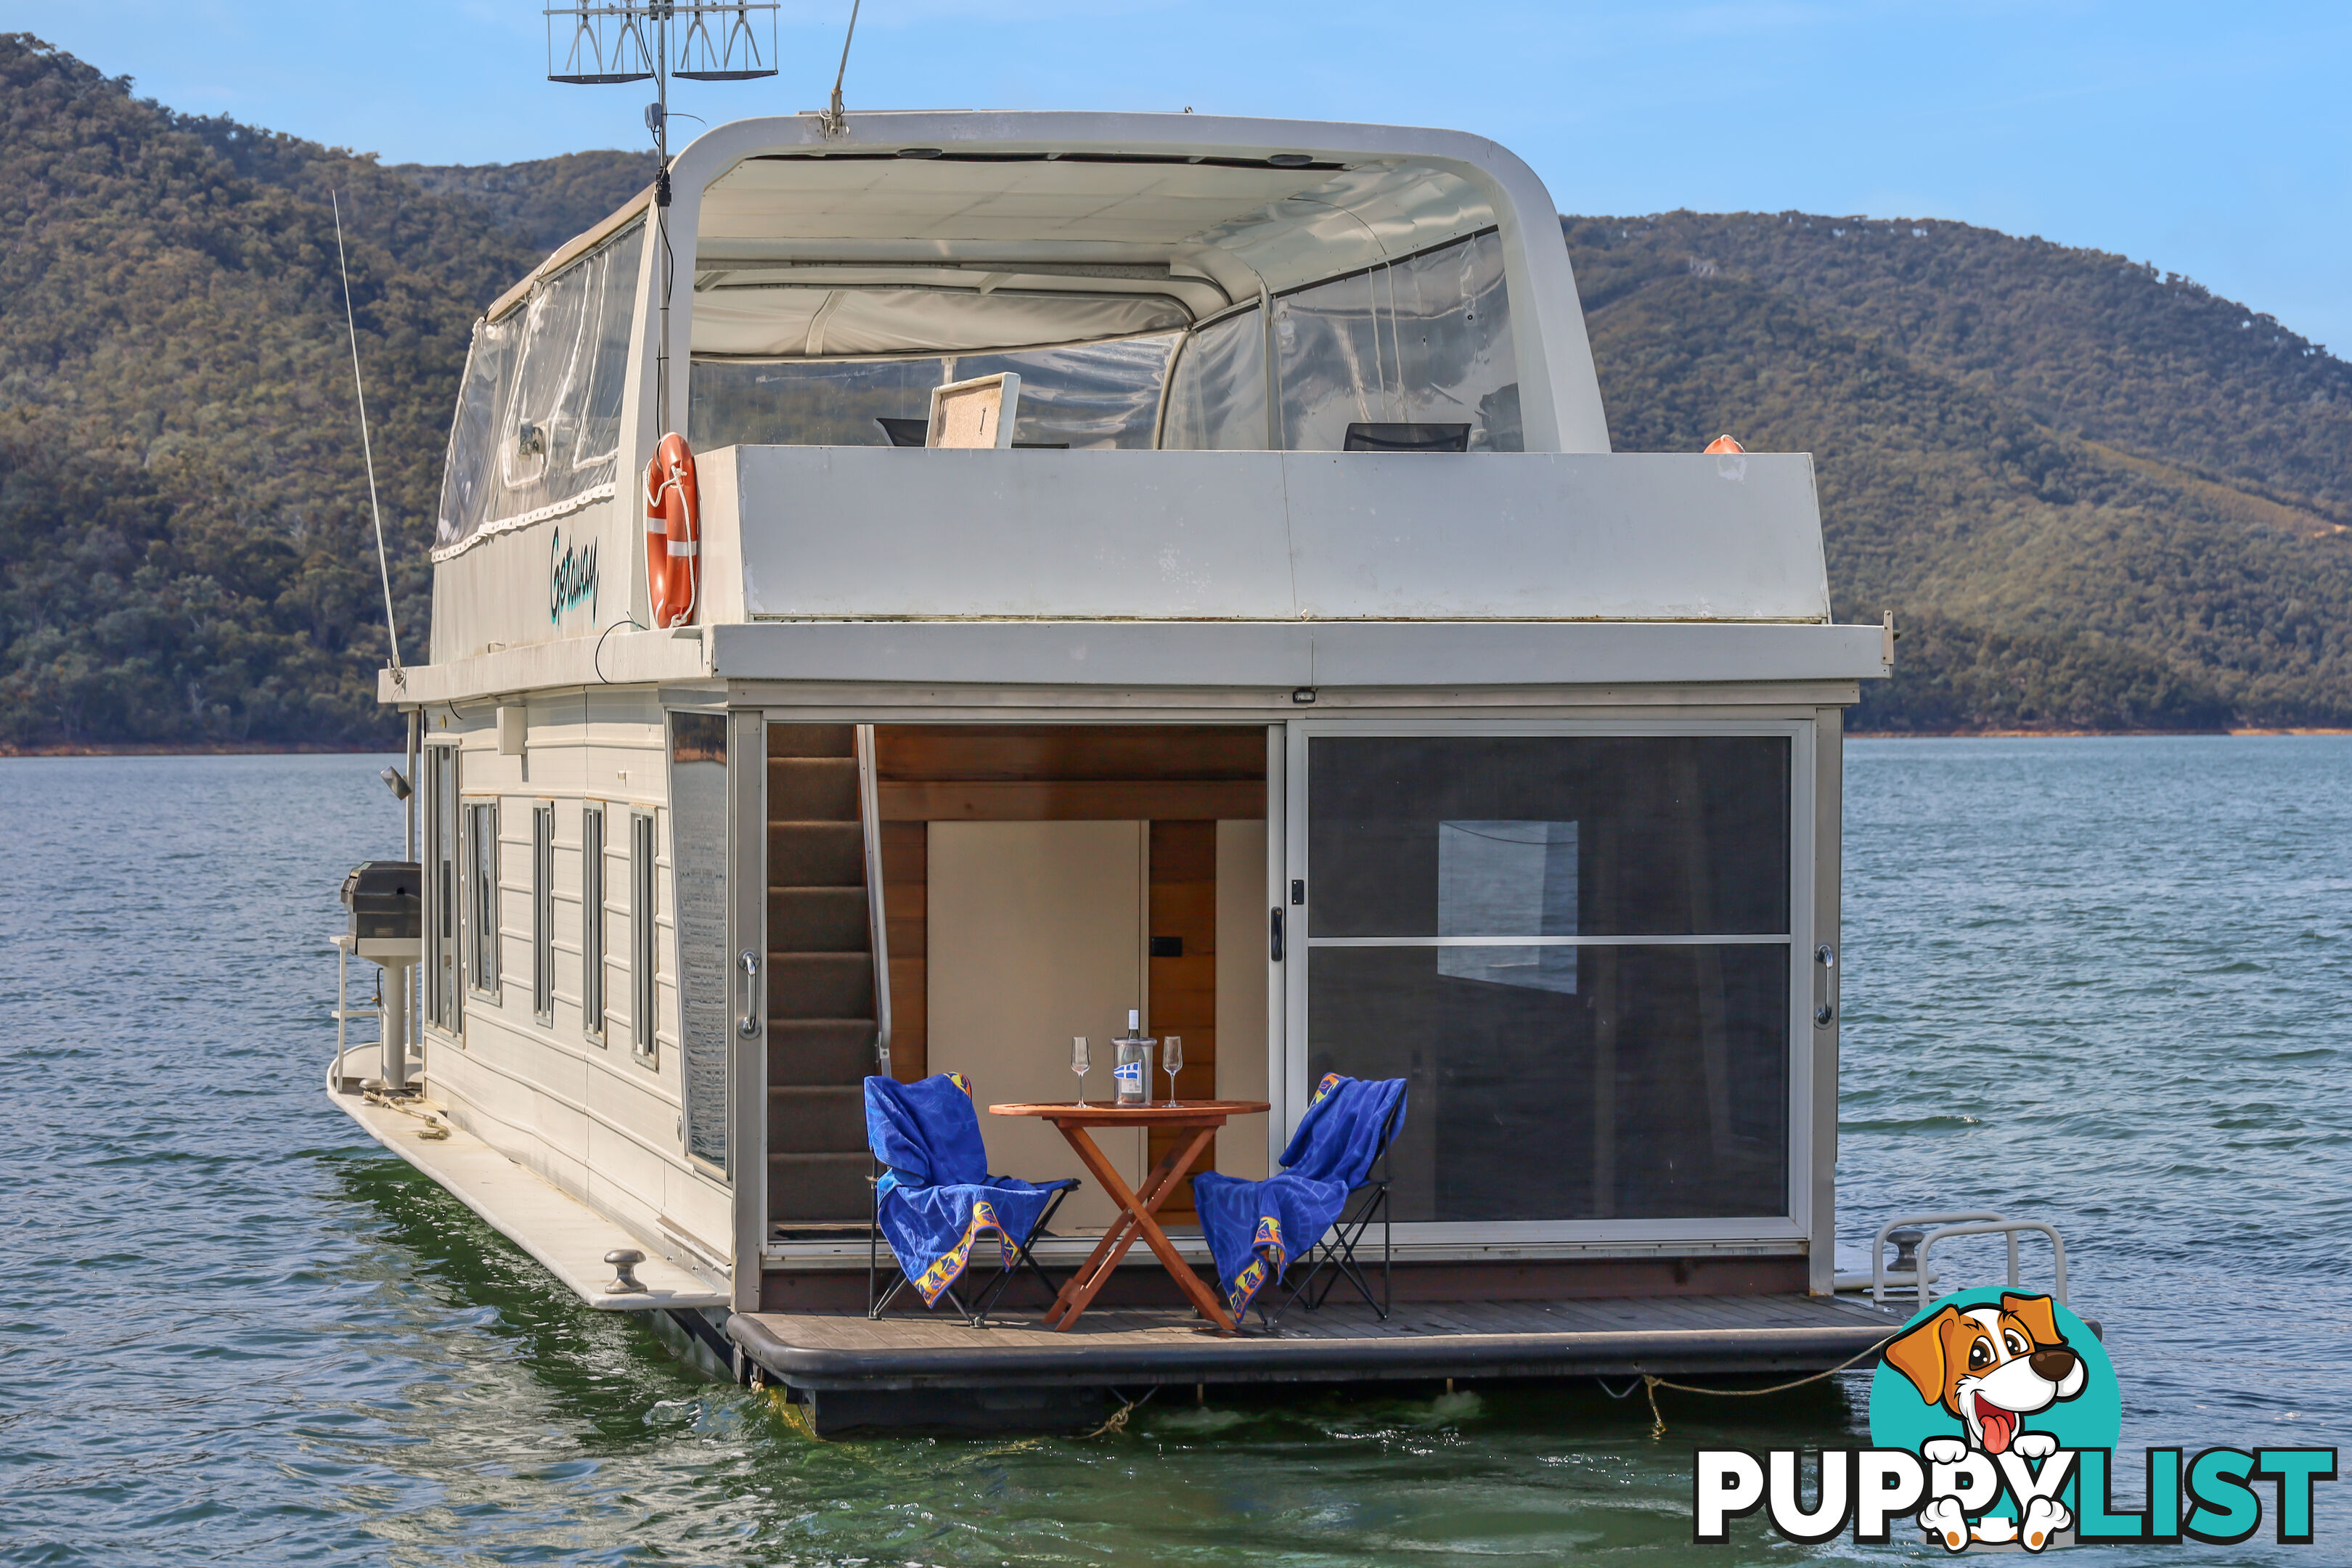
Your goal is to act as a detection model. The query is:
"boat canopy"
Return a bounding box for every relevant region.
[436,112,1606,559]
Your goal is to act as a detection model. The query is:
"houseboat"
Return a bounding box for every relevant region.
[329,108,1993,1434]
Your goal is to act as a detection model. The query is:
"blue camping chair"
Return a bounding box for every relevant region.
[1193,1074,1408,1326]
[864,1073,1077,1328]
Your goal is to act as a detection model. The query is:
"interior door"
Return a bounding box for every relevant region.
[926,819,1146,1233]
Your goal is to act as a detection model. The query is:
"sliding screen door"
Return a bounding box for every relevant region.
[1292,724,1806,1236]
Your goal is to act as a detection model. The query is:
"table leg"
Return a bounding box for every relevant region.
[1042,1127,1144,1326]
[1042,1122,1236,1334]
[1042,1128,1153,1326]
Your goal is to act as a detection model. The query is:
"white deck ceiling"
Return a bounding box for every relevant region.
[698,157,1338,248]
[690,287,1187,357]
[688,155,1506,355]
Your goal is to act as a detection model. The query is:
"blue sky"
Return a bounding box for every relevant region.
[18,2,2351,352]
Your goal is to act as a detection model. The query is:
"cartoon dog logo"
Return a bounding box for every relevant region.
[1885,1292,2088,1551]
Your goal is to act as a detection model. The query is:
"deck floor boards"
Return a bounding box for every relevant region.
[730,1291,1906,1390]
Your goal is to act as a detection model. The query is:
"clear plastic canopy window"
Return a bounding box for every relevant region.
[436,224,645,555]
[690,229,1518,453]
[692,335,1179,450]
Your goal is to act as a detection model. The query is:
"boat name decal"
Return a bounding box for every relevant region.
[550,527,599,624]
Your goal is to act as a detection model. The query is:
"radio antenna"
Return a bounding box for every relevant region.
[821,0,862,136]
[332,191,402,677]
[545,3,783,434]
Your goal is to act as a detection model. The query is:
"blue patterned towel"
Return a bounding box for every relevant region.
[865,1074,1072,1305]
[1193,1073,1408,1319]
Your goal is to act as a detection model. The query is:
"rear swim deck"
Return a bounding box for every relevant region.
[727,1291,1906,1433]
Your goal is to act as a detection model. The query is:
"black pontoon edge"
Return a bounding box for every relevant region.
[726,1314,1900,1391]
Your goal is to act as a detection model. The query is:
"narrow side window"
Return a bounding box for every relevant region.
[425,746,462,1034]
[632,811,658,1064]
[531,804,555,1024]
[467,800,501,1000]
[582,804,605,1045]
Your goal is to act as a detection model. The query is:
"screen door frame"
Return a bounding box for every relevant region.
[1280,716,1817,1248]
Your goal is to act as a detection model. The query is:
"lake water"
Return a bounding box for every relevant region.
[3,738,2345,1564]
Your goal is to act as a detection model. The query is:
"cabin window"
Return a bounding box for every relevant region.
[433,222,645,555]
[531,804,556,1024]
[1302,732,1793,1225]
[632,810,658,1065]
[582,804,605,1045]
[424,745,461,1034]
[689,332,1177,451]
[465,800,500,1000]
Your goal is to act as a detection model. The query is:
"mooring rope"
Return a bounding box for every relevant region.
[1080,1386,1158,1439]
[1638,1331,1900,1437]
[362,1087,449,1140]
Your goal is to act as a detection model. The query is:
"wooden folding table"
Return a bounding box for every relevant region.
[989,1100,1269,1334]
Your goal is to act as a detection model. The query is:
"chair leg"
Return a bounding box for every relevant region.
[1263,1257,1309,1326]
[1267,1194,1363,1325]
[868,1162,891,1318]
[1303,1184,1391,1319]
[979,1233,1063,1315]
[870,1270,914,1320]
[941,1281,984,1328]
[870,1179,1079,1331]
[973,1185,1073,1318]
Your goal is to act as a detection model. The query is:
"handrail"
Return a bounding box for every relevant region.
[855,724,893,1077]
[1917,1220,2069,1307]
[1872,1211,2006,1304]
[330,932,386,1091]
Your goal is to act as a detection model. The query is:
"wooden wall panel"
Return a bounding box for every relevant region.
[877,725,1266,784]
[1148,820,1220,1215]
[880,780,1262,822]
[878,820,927,1081]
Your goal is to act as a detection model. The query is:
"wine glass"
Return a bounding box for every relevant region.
[1071,1036,1091,1106]
[1161,1035,1183,1106]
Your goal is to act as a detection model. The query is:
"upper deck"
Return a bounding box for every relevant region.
[400,111,1885,703]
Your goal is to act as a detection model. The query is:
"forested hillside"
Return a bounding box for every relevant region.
[0,36,640,749]
[1568,214,2352,730]
[391,152,653,256]
[4,30,2347,745]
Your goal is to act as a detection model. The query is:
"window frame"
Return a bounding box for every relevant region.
[531,801,557,1025]
[1281,716,1816,1247]
[422,740,462,1040]
[632,809,659,1066]
[582,803,606,1046]
[465,798,502,1004]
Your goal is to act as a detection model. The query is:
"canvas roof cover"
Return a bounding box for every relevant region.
[689,157,1500,359]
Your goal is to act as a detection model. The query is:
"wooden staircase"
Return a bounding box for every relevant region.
[767,724,886,1235]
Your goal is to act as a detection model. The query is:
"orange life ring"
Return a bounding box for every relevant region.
[644,432,700,629]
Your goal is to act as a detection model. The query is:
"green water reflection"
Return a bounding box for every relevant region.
[339,1155,1863,1564]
